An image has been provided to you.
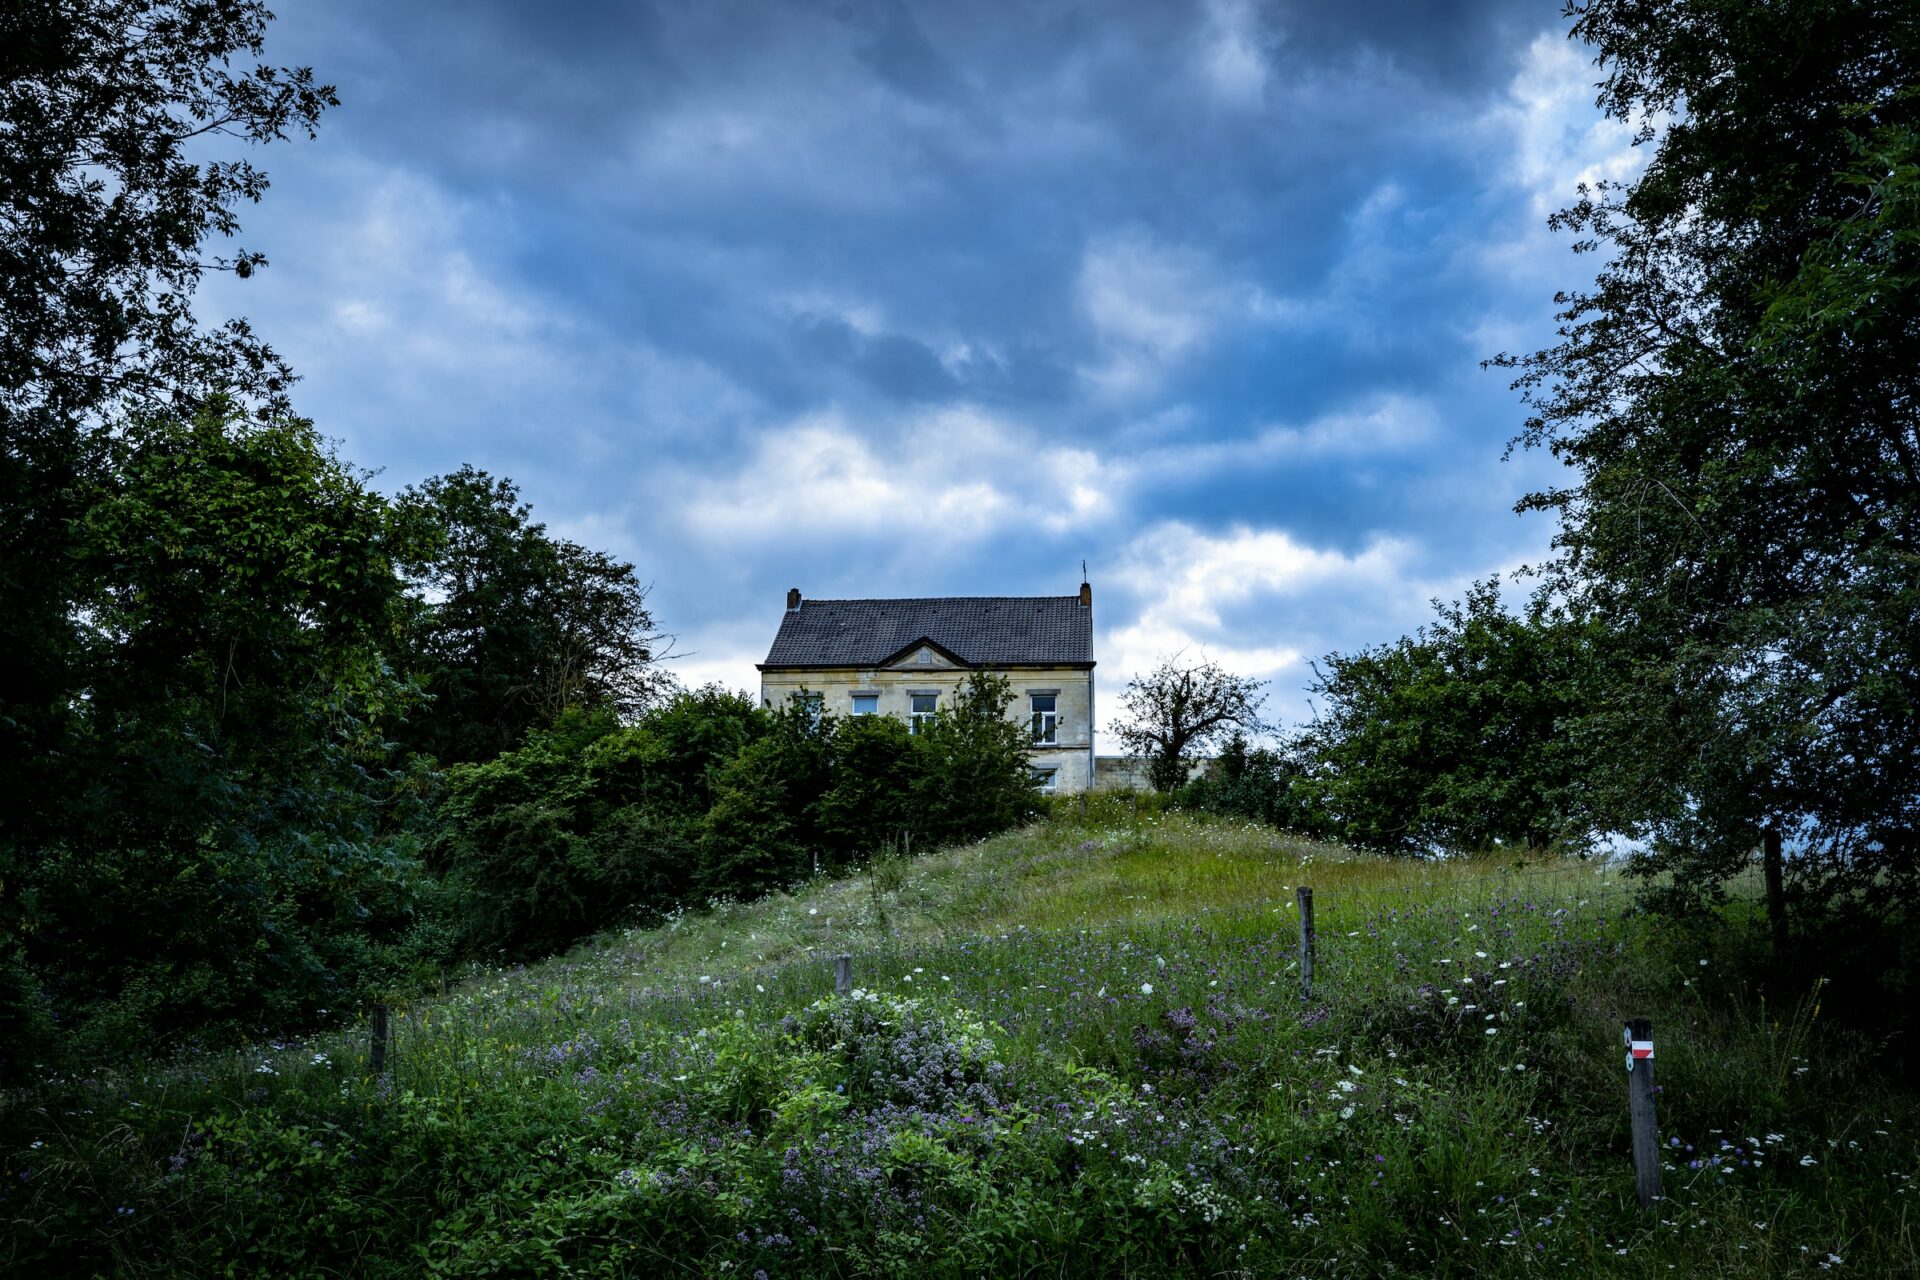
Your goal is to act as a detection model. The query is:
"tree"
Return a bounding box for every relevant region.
[395,466,668,763]
[1496,1,1920,920]
[911,671,1040,844]
[1114,656,1266,792]
[1300,582,1604,854]
[0,0,334,420]
[1,1,336,971]
[1,404,428,1078]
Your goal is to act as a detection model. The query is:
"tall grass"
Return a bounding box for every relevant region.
[2,802,1913,1277]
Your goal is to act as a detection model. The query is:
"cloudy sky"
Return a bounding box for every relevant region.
[206,0,1645,742]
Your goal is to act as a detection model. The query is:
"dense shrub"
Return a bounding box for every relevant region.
[1177,731,1330,836]
[434,674,1040,961]
[696,699,835,897]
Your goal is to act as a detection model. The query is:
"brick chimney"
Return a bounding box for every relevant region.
[786,587,802,610]
[1079,579,1092,607]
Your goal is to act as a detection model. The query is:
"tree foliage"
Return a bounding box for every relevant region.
[1300,582,1604,854]
[434,677,1040,962]
[1,406,430,1078]
[395,466,670,764]
[1496,0,1920,913]
[1178,732,1330,837]
[0,0,334,421]
[1114,657,1266,792]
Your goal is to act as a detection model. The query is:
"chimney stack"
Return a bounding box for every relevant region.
[1079,580,1092,607]
[786,587,802,611]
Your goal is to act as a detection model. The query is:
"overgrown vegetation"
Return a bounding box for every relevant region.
[3,809,1912,1277]
[433,673,1038,963]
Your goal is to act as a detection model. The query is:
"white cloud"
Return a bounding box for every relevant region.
[1076,231,1270,398]
[677,405,1118,546]
[1195,0,1273,107]
[1470,32,1658,292]
[1125,393,1441,481]
[1501,34,1647,217]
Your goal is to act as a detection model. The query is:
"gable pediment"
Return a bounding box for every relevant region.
[878,636,970,671]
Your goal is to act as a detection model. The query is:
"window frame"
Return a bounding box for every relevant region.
[850,691,879,717]
[1030,765,1059,794]
[908,690,939,735]
[1029,692,1058,744]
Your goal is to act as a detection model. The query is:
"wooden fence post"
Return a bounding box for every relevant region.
[1624,1017,1662,1206]
[1763,829,1787,953]
[833,954,853,997]
[370,1001,389,1075]
[1296,886,1315,999]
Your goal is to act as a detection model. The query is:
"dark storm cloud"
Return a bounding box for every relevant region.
[212,0,1618,726]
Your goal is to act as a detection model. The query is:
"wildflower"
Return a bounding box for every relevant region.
[1141,982,1154,995]
[1485,1028,1498,1036]
[1799,1155,1818,1167]
[808,908,818,916]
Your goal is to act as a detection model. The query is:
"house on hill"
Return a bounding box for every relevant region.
[757,582,1096,793]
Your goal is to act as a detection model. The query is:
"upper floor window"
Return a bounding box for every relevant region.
[851,693,878,716]
[1030,693,1058,744]
[910,692,938,734]
[791,690,824,727]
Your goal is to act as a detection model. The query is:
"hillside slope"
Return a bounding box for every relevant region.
[4,804,1914,1277]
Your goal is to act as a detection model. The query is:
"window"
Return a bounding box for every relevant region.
[790,690,824,726]
[1030,766,1059,794]
[916,647,934,665]
[1029,693,1058,744]
[851,693,879,716]
[909,692,938,734]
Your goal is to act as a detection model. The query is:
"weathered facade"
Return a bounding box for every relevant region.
[757,584,1097,793]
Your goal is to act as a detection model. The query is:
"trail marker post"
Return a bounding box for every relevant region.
[1296,886,1315,999]
[370,1001,389,1075]
[833,954,853,997]
[1623,1017,1662,1206]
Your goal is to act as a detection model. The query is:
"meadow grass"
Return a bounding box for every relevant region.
[3,798,1914,1277]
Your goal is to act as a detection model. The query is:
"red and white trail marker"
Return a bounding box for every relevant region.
[1623,1025,1655,1071]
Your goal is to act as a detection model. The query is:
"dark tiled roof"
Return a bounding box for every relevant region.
[761,596,1093,668]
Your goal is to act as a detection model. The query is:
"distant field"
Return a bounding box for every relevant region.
[4,800,1914,1277]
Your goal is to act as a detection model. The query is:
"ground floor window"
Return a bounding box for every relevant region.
[1030,766,1059,794]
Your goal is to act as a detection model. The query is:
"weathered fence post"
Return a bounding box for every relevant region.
[1763,829,1787,953]
[370,1001,389,1074]
[1296,886,1315,999]
[1624,1017,1662,1206]
[833,954,853,997]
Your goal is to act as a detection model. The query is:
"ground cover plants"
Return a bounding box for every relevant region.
[3,801,1914,1277]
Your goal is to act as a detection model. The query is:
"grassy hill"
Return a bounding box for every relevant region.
[4,800,1915,1276]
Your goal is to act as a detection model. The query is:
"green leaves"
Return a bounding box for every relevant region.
[1505,0,1920,913]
